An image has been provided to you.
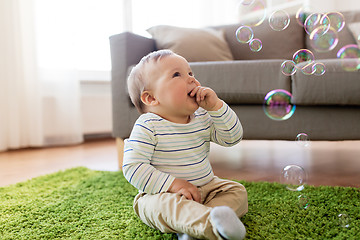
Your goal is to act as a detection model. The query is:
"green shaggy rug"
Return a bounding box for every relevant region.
[0,167,359,239]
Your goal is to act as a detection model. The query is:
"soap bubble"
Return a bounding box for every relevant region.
[263,89,296,121]
[313,62,326,76]
[249,38,262,52]
[325,12,345,32]
[237,0,266,27]
[309,26,339,52]
[296,133,310,147]
[338,213,350,228]
[304,13,330,35]
[281,60,297,76]
[240,0,255,5]
[301,62,316,75]
[295,8,307,26]
[269,10,290,31]
[298,195,309,209]
[236,26,254,43]
[293,49,315,69]
[280,165,306,191]
[336,44,360,72]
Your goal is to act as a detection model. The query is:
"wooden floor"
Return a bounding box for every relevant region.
[1,138,359,188]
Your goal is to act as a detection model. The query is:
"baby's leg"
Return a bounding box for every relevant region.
[199,177,248,240]
[200,176,248,217]
[133,192,222,240]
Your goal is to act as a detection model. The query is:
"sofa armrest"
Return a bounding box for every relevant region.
[109,32,156,138]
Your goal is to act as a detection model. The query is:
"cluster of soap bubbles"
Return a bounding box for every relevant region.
[297,10,345,52]
[236,4,359,76]
[237,4,356,227]
[235,0,267,52]
[296,9,360,72]
[280,162,351,227]
[280,164,309,209]
[281,49,326,76]
[235,26,263,52]
[277,133,310,208]
[281,134,351,227]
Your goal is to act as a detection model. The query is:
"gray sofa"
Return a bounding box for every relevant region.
[109,12,360,142]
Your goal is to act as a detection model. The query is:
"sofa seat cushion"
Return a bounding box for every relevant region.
[190,59,291,104]
[291,59,360,106]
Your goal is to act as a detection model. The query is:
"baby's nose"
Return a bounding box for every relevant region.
[188,76,195,82]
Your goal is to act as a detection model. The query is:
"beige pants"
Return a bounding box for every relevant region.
[133,176,248,240]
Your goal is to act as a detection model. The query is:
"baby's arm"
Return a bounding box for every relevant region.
[123,121,175,194]
[189,84,243,146]
[123,119,200,202]
[189,84,223,111]
[167,178,201,203]
[208,101,243,147]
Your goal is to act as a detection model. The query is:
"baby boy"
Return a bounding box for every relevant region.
[123,49,248,240]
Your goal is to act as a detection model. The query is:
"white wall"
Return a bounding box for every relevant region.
[306,0,360,12]
[80,81,112,136]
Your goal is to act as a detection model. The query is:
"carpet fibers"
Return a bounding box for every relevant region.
[0,167,359,239]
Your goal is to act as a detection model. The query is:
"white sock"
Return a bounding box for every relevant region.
[177,233,196,240]
[210,206,246,240]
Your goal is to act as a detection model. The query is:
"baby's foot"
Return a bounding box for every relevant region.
[210,206,246,240]
[177,233,196,240]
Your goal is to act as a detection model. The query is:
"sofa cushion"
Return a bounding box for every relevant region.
[217,15,305,60]
[291,59,360,106]
[146,25,234,62]
[305,11,360,59]
[348,21,360,47]
[190,59,291,104]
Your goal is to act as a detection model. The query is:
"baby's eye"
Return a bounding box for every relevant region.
[172,72,181,78]
[189,72,194,77]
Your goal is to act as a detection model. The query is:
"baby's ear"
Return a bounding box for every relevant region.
[141,91,159,106]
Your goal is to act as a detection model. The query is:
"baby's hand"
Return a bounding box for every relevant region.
[189,85,223,111]
[168,178,201,203]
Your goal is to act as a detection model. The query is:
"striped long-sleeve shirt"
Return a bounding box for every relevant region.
[123,101,243,194]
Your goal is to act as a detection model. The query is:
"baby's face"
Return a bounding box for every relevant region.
[147,54,201,118]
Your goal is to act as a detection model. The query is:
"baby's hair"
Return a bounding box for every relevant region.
[127,49,175,114]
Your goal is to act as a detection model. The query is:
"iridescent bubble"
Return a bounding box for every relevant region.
[336,44,360,71]
[237,0,266,27]
[301,62,316,75]
[240,0,255,5]
[304,13,330,35]
[298,195,309,209]
[338,213,350,228]
[324,12,345,32]
[293,49,315,69]
[263,89,296,121]
[310,26,339,52]
[269,10,290,31]
[280,165,306,191]
[295,8,307,27]
[313,62,326,76]
[296,133,310,147]
[249,38,262,52]
[236,25,254,43]
[281,60,297,76]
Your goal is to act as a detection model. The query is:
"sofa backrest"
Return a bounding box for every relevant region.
[217,15,305,61]
[304,10,360,59]
[217,11,359,61]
